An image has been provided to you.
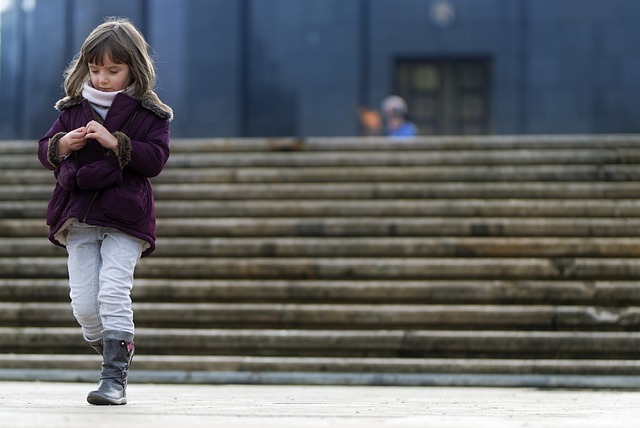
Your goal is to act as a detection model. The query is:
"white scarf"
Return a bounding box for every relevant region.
[82,80,126,107]
[82,81,135,119]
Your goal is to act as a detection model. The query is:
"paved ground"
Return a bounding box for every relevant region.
[1,381,639,428]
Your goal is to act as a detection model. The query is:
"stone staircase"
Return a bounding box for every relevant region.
[2,135,640,386]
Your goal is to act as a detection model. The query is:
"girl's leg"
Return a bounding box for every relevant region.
[97,228,144,334]
[87,228,143,406]
[66,225,103,343]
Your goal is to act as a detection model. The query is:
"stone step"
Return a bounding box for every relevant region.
[121,148,640,168]
[1,302,638,331]
[2,256,639,280]
[6,147,640,170]
[151,199,640,218]
[2,327,640,358]
[4,237,640,258]
[155,165,640,184]
[150,236,640,258]
[3,165,640,185]
[157,217,640,238]
[165,135,640,153]
[131,257,640,280]
[0,169,53,185]
[2,135,639,376]
[5,135,640,155]
[1,279,638,305]
[2,354,639,376]
[153,182,637,200]
[7,199,640,220]
[4,217,640,238]
[3,182,638,201]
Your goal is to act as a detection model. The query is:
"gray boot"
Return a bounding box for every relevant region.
[86,338,103,356]
[86,330,134,406]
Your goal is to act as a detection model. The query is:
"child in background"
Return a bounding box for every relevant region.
[37,17,173,405]
[381,95,418,137]
[357,96,418,137]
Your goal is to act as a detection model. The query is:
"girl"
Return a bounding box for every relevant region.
[37,18,173,405]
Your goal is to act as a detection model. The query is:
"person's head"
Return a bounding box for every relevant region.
[63,17,156,98]
[381,95,409,121]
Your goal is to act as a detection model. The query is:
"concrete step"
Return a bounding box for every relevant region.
[3,182,639,201]
[166,135,640,152]
[2,354,640,377]
[141,236,640,258]
[154,217,640,237]
[2,327,640,358]
[131,257,640,280]
[4,217,640,238]
[7,199,640,219]
[1,302,639,331]
[161,149,640,168]
[158,236,640,259]
[154,165,640,184]
[156,217,640,238]
[2,279,638,305]
[3,165,640,185]
[5,135,640,155]
[4,237,640,258]
[151,182,639,200]
[2,135,640,376]
[2,256,639,280]
[5,136,640,172]
[6,148,640,170]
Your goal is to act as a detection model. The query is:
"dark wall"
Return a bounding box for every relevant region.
[245,0,361,137]
[149,0,242,137]
[2,0,640,139]
[525,0,640,133]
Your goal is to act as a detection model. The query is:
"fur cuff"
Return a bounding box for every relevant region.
[113,131,132,170]
[47,132,67,168]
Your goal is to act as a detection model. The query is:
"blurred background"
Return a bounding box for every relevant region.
[1,0,640,140]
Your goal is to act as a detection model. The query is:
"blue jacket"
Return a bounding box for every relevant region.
[387,122,418,137]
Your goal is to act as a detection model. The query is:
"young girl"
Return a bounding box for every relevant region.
[37,18,173,405]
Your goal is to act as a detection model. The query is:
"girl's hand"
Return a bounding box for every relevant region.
[58,126,88,157]
[86,120,119,154]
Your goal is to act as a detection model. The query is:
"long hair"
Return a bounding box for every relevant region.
[63,17,156,99]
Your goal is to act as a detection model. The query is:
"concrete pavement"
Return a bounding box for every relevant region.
[1,381,639,427]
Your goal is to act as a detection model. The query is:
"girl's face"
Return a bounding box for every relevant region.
[88,54,131,92]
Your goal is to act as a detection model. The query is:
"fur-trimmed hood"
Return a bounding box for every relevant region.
[54,90,173,121]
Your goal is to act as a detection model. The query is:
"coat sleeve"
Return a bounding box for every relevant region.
[125,116,171,178]
[38,113,69,171]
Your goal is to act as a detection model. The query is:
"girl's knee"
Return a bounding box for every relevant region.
[72,304,101,328]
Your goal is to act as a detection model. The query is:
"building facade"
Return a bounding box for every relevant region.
[1,0,640,139]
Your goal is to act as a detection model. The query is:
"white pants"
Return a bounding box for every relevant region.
[65,224,144,342]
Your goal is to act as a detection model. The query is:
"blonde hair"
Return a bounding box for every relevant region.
[63,17,156,99]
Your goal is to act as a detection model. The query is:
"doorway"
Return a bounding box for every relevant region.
[395,58,492,135]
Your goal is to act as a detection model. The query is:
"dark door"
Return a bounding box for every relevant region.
[396,58,492,135]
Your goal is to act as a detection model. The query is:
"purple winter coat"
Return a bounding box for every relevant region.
[37,91,173,257]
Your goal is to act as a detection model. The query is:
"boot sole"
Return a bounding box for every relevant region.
[87,392,127,406]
